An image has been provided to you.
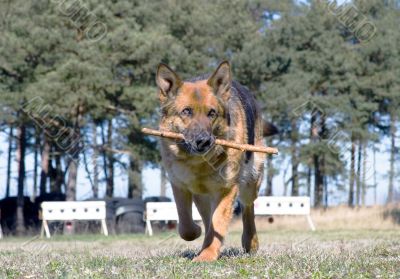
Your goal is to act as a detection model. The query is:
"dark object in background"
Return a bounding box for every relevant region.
[0,197,39,235]
[83,197,146,234]
[35,193,66,205]
[144,196,171,203]
[113,198,145,234]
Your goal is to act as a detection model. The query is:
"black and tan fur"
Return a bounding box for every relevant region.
[156,61,267,262]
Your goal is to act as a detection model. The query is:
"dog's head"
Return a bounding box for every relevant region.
[156,61,231,155]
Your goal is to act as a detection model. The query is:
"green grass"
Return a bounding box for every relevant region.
[0,230,399,278]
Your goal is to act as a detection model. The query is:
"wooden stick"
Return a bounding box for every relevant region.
[141,128,278,155]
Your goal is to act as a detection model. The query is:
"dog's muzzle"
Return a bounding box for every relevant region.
[184,132,215,154]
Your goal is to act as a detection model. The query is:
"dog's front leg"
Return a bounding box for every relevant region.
[192,185,238,262]
[172,185,202,241]
[241,203,258,253]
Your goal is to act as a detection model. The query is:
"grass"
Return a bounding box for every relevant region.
[1,229,399,278]
[1,206,399,278]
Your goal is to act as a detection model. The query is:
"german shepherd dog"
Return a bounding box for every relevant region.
[156,61,267,262]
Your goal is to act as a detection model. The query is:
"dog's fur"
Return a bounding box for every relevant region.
[156,61,266,262]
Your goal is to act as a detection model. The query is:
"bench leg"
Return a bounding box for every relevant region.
[40,222,44,238]
[306,215,316,231]
[101,219,108,236]
[43,220,51,238]
[146,220,153,236]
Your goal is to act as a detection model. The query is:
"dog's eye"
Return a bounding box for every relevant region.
[181,107,192,117]
[208,109,217,119]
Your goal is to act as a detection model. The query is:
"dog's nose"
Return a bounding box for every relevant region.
[195,134,213,152]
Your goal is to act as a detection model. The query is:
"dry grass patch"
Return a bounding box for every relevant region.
[229,205,400,232]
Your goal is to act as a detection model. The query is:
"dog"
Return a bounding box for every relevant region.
[156,61,273,262]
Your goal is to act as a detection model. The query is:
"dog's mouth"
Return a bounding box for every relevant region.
[179,135,216,155]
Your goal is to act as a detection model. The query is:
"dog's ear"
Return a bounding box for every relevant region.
[263,121,279,137]
[156,63,182,97]
[207,61,232,100]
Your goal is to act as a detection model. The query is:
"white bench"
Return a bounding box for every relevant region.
[40,201,108,238]
[145,197,315,236]
[254,196,316,231]
[145,202,201,236]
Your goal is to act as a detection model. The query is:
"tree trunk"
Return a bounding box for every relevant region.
[66,158,78,201]
[66,105,82,201]
[306,167,312,197]
[306,115,313,198]
[309,109,316,204]
[348,134,356,207]
[49,146,57,193]
[373,143,377,205]
[106,119,114,197]
[160,165,167,197]
[39,138,50,195]
[5,126,13,198]
[320,114,327,207]
[128,155,142,199]
[356,139,362,206]
[32,129,40,199]
[361,142,367,206]
[387,112,396,204]
[92,123,99,198]
[314,155,324,207]
[291,119,299,196]
[55,146,63,193]
[49,145,63,194]
[100,122,109,192]
[283,163,289,196]
[265,138,274,196]
[265,157,274,196]
[312,111,324,207]
[16,123,26,235]
[324,177,328,207]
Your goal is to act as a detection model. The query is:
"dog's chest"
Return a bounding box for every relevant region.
[167,159,227,194]
[160,140,238,194]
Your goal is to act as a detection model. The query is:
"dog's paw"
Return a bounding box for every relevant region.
[179,223,202,241]
[242,233,259,253]
[192,249,218,262]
